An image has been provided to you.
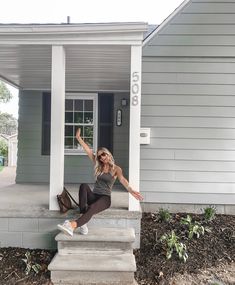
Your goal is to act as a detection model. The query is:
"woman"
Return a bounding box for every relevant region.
[57,128,143,237]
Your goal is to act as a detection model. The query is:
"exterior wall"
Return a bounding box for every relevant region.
[141,57,235,205]
[0,215,141,249]
[16,90,50,183]
[143,0,235,57]
[16,90,94,183]
[141,0,235,205]
[113,92,129,178]
[16,90,130,183]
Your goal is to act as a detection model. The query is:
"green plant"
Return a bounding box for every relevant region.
[22,251,42,275]
[159,208,171,222]
[181,215,205,239]
[0,138,7,157]
[160,230,188,262]
[203,206,216,221]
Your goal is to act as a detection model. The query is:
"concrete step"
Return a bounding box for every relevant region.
[49,252,136,285]
[56,227,135,255]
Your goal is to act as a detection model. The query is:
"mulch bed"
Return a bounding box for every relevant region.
[134,212,235,285]
[0,212,234,285]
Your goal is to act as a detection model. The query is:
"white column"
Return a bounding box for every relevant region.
[129,45,142,211]
[49,46,65,210]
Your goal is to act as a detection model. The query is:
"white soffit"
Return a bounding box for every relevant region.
[0,22,147,91]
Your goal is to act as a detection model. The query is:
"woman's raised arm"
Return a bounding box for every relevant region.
[76,128,95,162]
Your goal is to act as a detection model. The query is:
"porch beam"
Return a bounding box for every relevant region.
[49,46,65,210]
[128,45,142,211]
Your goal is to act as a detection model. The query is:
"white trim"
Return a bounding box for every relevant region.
[0,23,148,45]
[143,0,190,46]
[49,46,65,211]
[128,45,142,211]
[65,92,98,155]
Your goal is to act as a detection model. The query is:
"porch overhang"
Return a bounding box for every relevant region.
[0,22,147,92]
[0,22,148,212]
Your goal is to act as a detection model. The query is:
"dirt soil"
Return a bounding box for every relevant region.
[135,212,235,285]
[0,213,234,285]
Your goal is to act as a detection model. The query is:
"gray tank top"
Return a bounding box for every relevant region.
[93,172,116,196]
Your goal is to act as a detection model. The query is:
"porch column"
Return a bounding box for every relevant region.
[129,45,142,211]
[49,46,65,210]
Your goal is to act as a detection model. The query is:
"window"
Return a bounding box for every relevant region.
[65,93,97,154]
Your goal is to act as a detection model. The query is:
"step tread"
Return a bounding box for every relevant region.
[56,227,135,243]
[48,252,136,272]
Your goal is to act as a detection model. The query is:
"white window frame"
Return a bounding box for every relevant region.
[65,93,98,155]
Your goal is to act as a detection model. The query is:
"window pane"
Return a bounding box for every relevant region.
[74,112,83,123]
[74,100,83,111]
[65,99,73,111]
[65,137,73,149]
[84,112,93,124]
[84,137,93,148]
[74,138,81,149]
[65,112,73,123]
[84,126,93,137]
[65,125,73,136]
[84,100,93,111]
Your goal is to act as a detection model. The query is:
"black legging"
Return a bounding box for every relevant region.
[75,183,111,227]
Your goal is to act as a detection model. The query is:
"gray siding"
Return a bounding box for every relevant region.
[16,90,50,183]
[141,0,235,204]
[143,0,235,57]
[141,56,235,204]
[16,91,129,184]
[16,90,93,183]
[113,92,129,178]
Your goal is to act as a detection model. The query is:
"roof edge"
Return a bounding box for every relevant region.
[143,0,190,46]
[0,22,148,34]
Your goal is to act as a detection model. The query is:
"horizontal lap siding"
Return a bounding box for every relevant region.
[113,93,129,178]
[16,90,94,184]
[141,58,235,204]
[16,91,50,183]
[142,0,235,203]
[143,1,235,57]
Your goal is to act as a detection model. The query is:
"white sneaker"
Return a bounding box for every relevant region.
[57,220,74,237]
[79,224,88,235]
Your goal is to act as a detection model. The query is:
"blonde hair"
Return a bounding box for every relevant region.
[94,147,115,178]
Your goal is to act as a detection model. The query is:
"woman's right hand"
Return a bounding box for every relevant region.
[76,128,81,141]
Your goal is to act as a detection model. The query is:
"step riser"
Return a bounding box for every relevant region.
[51,271,135,284]
[58,241,133,255]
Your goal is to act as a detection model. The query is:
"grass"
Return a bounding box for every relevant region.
[0,166,4,172]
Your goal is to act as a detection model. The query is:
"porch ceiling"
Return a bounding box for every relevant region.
[0,22,148,92]
[0,44,130,92]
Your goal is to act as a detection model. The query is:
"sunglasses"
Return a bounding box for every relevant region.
[98,152,107,160]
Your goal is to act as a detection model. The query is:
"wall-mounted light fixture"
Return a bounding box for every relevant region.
[121,98,128,106]
[116,109,122,126]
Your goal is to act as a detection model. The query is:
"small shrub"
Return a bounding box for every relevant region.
[203,205,216,221]
[159,208,171,222]
[22,251,42,275]
[160,230,188,262]
[181,215,206,239]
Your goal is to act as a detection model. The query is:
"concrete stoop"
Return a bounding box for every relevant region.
[48,227,138,285]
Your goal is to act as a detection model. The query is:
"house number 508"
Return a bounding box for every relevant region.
[131,72,140,106]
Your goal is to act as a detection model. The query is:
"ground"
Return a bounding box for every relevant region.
[0,212,234,285]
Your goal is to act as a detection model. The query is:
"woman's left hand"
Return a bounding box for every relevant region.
[129,189,144,201]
